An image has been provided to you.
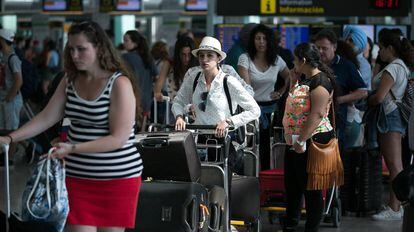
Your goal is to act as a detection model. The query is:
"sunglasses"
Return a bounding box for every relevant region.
[198,91,209,112]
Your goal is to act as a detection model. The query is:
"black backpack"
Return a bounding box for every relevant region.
[8,54,41,100]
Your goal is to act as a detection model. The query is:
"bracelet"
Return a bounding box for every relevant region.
[296,140,306,147]
[71,144,76,152]
[6,135,13,144]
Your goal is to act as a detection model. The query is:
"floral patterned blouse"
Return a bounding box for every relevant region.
[283,73,334,144]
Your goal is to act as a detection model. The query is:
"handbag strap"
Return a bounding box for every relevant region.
[329,94,336,133]
[26,147,56,219]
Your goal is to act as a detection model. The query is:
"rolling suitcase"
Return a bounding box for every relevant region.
[152,96,171,125]
[128,180,209,232]
[341,147,383,213]
[230,175,260,229]
[136,131,201,182]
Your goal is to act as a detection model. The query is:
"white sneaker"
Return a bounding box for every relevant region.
[372,206,403,221]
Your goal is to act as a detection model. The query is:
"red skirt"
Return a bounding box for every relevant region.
[65,176,141,228]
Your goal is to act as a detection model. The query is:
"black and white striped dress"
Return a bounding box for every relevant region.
[64,72,143,180]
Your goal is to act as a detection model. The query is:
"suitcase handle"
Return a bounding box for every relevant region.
[140,138,169,147]
[184,197,197,231]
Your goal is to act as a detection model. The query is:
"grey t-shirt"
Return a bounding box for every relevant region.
[0,53,21,98]
[373,58,409,115]
[122,51,159,112]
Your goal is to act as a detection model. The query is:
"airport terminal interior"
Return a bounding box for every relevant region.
[1,0,414,231]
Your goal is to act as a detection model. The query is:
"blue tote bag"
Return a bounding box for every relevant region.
[21,148,69,232]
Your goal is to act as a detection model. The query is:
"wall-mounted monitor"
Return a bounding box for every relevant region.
[43,0,67,11]
[279,25,310,52]
[214,24,242,53]
[43,0,83,12]
[185,0,208,11]
[343,24,375,41]
[375,25,410,42]
[115,0,141,11]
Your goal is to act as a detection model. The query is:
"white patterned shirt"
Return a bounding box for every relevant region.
[172,68,260,128]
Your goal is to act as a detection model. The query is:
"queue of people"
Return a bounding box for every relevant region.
[1,20,414,232]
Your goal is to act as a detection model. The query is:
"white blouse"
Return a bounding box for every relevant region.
[172,68,260,128]
[238,53,287,102]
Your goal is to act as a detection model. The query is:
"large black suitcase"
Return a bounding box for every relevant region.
[341,148,383,213]
[136,131,201,182]
[128,181,209,232]
[230,175,260,228]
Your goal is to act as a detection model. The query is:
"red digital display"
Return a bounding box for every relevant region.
[372,0,400,9]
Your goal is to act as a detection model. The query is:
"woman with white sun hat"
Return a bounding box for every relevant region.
[172,36,260,135]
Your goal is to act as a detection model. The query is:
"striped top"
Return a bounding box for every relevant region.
[64,72,142,180]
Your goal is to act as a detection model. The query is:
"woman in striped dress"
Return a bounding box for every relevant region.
[0,21,143,231]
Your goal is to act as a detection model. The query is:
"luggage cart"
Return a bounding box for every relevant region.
[142,124,233,232]
[262,126,342,228]
[190,125,232,232]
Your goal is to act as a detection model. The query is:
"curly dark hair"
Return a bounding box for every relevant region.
[63,21,142,121]
[247,24,278,66]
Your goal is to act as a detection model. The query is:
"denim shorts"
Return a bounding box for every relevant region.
[0,94,23,130]
[378,108,407,135]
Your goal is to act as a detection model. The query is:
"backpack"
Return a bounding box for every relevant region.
[192,72,246,144]
[8,54,41,100]
[389,63,414,124]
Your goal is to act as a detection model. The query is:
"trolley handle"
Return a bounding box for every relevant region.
[154,95,171,102]
[164,124,235,131]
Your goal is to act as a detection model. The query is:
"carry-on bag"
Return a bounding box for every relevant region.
[129,180,209,232]
[136,131,201,182]
[21,148,69,232]
[2,144,57,232]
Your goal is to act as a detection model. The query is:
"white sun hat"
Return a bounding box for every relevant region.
[191,36,227,61]
[0,29,15,43]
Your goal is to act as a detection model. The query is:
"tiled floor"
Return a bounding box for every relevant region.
[1,147,403,232]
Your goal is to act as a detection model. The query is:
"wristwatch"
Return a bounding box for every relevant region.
[296,140,306,147]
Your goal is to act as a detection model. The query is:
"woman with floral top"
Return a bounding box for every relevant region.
[282,43,338,232]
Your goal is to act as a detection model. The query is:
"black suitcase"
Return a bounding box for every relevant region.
[341,147,383,213]
[230,175,260,227]
[403,205,414,232]
[136,131,201,182]
[128,181,209,232]
[207,185,227,232]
